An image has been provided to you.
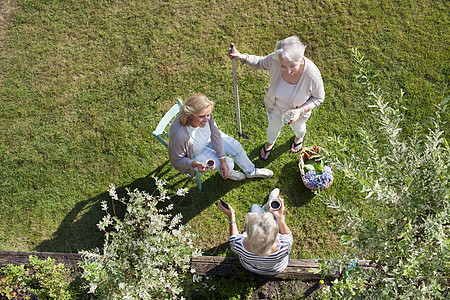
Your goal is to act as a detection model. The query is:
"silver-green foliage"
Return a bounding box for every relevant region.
[79,179,201,299]
[319,49,449,299]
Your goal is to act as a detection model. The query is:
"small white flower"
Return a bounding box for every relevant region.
[88,282,98,293]
[176,188,189,196]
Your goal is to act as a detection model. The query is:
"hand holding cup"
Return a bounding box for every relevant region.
[206,159,215,171]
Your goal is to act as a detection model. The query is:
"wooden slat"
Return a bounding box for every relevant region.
[190,256,374,280]
[0,251,374,281]
[0,251,82,268]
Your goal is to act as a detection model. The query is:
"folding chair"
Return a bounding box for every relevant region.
[152,99,203,191]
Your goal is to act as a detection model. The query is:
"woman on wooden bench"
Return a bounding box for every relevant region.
[217,188,293,275]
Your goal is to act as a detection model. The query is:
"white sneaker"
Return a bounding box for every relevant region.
[263,188,280,212]
[268,188,280,201]
[228,170,246,181]
[245,168,273,179]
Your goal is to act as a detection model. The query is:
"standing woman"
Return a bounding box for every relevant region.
[229,36,325,160]
[168,93,273,181]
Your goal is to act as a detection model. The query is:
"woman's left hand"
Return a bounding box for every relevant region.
[220,162,229,179]
[270,197,285,219]
[285,107,306,124]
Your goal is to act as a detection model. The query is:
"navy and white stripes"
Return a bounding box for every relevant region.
[230,232,293,275]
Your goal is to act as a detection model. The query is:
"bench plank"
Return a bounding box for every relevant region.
[1,251,374,281]
[0,251,82,268]
[190,256,373,280]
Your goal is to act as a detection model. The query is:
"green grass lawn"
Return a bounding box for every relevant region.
[0,0,448,260]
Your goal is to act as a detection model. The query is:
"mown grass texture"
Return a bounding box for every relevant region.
[0,0,448,259]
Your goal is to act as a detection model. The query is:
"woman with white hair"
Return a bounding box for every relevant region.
[229,36,325,159]
[218,188,293,275]
[168,93,273,181]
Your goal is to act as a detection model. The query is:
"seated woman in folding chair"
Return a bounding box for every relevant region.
[168,93,273,181]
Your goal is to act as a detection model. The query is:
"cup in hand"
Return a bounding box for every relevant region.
[206,159,216,170]
[269,197,282,210]
[282,110,295,124]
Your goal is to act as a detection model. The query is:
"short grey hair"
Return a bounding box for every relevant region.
[245,212,279,256]
[273,35,307,63]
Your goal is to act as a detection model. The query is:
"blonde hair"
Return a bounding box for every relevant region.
[179,93,215,126]
[273,35,307,63]
[245,213,279,256]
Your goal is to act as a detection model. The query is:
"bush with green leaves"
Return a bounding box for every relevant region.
[1,256,75,300]
[318,49,449,299]
[79,179,202,300]
[1,264,31,300]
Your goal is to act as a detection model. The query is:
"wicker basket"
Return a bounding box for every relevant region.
[299,146,333,191]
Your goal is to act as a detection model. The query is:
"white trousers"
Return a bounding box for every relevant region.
[266,110,310,144]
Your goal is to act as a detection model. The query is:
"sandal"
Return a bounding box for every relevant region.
[291,138,303,153]
[259,144,272,161]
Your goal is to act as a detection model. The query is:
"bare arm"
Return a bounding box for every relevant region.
[218,201,239,236]
[276,218,291,235]
[270,198,291,235]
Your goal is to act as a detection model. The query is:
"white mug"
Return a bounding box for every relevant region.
[269,198,281,210]
[206,159,215,170]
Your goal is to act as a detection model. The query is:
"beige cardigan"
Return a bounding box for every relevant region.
[168,114,225,177]
[244,53,325,113]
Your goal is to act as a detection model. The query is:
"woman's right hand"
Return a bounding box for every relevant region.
[193,161,208,173]
[218,201,235,218]
[228,47,247,62]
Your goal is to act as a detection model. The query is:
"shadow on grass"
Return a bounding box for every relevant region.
[166,171,248,230]
[34,163,170,253]
[248,137,316,207]
[34,146,314,254]
[278,158,316,207]
[203,241,233,257]
[34,161,248,253]
[246,137,293,166]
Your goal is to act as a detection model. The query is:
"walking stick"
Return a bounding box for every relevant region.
[230,43,249,139]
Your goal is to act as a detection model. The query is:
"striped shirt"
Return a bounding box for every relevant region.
[229,232,293,275]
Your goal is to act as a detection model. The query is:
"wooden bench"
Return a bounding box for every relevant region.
[0,251,373,281]
[190,255,373,280]
[0,250,82,268]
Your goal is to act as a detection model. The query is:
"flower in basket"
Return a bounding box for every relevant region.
[301,146,333,190]
[304,165,333,189]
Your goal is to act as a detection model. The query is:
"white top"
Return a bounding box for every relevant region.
[273,76,296,115]
[244,54,325,114]
[187,124,211,156]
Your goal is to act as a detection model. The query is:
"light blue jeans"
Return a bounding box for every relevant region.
[192,132,255,174]
[266,110,310,144]
[249,204,265,214]
[246,204,277,229]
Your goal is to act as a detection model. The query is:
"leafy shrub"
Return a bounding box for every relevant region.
[1,264,31,300]
[79,178,201,299]
[318,49,449,299]
[1,256,74,300]
[27,256,73,300]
